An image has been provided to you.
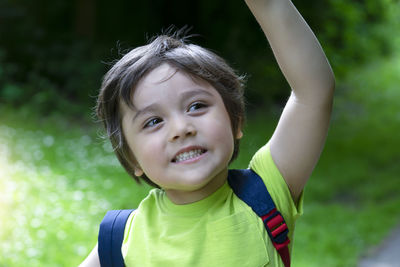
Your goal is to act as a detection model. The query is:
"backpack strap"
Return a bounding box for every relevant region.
[228,169,291,267]
[98,209,135,267]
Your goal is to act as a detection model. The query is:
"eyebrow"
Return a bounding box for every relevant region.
[131,104,159,124]
[179,88,214,101]
[131,88,214,124]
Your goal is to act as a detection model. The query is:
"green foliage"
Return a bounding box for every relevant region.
[292,0,400,78]
[0,42,104,116]
[1,0,399,114]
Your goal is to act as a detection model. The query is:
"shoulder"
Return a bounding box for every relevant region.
[122,188,163,240]
[248,143,303,225]
[135,188,164,212]
[79,243,100,267]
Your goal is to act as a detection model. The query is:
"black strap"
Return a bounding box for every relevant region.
[98,209,135,267]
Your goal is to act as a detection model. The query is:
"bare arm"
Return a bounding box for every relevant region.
[245,0,335,202]
[79,243,100,267]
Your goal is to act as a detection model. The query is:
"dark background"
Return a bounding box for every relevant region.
[0,0,397,116]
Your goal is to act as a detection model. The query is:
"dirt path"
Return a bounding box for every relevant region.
[358,224,400,267]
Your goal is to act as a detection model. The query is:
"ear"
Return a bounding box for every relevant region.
[236,122,243,139]
[236,129,243,139]
[127,150,144,177]
[235,116,244,139]
[134,165,144,177]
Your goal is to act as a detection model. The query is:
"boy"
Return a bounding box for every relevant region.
[81,0,335,266]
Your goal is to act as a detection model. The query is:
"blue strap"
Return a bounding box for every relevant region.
[227,169,276,217]
[98,209,135,267]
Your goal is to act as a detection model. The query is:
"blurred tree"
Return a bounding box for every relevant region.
[0,0,399,114]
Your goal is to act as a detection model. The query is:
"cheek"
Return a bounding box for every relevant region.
[212,124,234,144]
[207,113,235,152]
[130,136,165,169]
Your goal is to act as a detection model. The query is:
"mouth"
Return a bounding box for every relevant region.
[172,147,207,163]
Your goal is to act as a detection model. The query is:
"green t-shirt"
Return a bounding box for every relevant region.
[122,144,303,266]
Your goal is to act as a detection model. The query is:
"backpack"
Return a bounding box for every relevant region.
[98,169,291,267]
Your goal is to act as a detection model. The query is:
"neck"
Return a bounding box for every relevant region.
[165,168,228,205]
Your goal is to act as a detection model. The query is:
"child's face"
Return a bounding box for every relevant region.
[121,63,241,203]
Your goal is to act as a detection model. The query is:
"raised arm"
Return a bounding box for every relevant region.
[245,0,335,202]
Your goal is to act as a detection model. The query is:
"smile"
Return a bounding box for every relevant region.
[172,149,207,163]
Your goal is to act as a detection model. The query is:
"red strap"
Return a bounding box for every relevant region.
[262,209,291,267]
[279,246,291,267]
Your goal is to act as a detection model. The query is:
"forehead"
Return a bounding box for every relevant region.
[132,64,216,105]
[138,63,178,86]
[119,63,221,116]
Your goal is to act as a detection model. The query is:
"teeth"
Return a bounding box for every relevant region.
[175,149,203,163]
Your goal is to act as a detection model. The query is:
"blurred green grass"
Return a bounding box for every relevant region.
[1,55,400,266]
[0,115,152,266]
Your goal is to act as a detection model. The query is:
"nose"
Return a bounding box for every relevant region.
[168,116,197,142]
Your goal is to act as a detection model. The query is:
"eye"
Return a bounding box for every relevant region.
[188,102,207,112]
[143,117,163,128]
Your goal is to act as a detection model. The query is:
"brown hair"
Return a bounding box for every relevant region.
[96,33,246,187]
